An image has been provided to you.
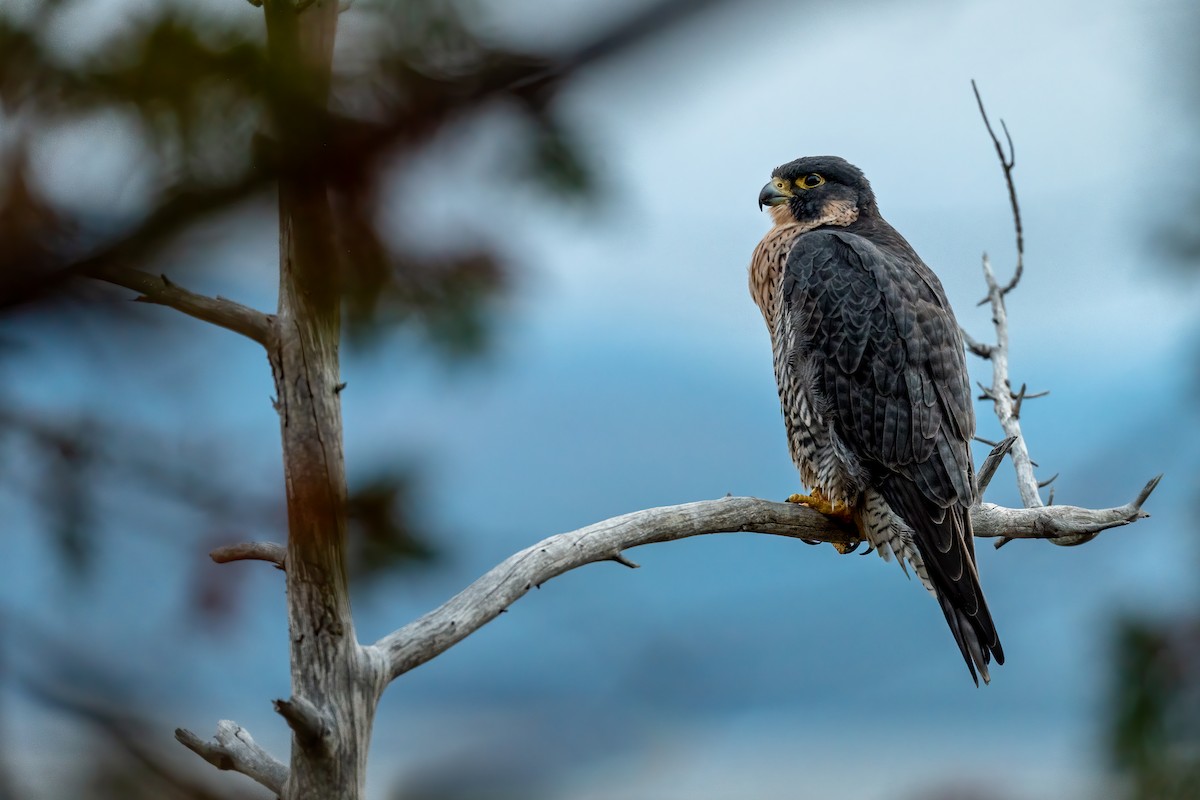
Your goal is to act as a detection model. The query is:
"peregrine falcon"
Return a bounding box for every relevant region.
[750,156,1003,684]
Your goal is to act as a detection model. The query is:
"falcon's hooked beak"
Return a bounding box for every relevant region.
[758,180,791,210]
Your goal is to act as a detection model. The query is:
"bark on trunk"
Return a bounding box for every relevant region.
[264,2,384,797]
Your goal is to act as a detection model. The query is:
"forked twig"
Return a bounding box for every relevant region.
[972,79,1024,295]
[967,82,1158,549]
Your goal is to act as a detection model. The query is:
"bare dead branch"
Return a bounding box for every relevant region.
[1011,382,1027,419]
[13,610,255,797]
[609,553,640,569]
[962,89,1136,550]
[372,498,853,680]
[976,437,1017,494]
[370,491,1158,683]
[972,79,1024,294]
[273,696,331,751]
[964,127,1161,549]
[175,721,288,794]
[1005,383,1047,418]
[210,541,286,569]
[977,474,1161,546]
[961,327,995,358]
[87,263,273,347]
[974,253,1044,517]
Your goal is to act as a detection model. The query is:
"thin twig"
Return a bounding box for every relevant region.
[961,327,995,358]
[1012,383,1027,419]
[972,79,1024,294]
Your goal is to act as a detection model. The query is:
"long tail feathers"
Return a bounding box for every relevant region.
[937,592,994,685]
[878,475,1005,686]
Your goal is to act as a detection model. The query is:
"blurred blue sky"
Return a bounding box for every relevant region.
[6,0,1200,797]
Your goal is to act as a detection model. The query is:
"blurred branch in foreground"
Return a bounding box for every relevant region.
[0,1,745,797]
[0,0,725,582]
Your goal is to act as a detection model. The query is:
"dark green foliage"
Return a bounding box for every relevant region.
[346,472,436,580]
[0,0,598,346]
[1109,615,1200,800]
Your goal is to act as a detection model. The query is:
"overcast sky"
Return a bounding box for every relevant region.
[6,0,1200,798]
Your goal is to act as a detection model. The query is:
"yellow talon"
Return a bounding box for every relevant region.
[785,486,846,517]
[785,487,860,553]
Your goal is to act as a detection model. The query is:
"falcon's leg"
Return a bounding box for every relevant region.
[785,487,861,554]
[785,486,851,517]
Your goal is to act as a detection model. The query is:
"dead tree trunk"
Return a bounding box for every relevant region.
[264,2,383,797]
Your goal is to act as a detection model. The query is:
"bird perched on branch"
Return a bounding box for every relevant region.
[750,156,1003,684]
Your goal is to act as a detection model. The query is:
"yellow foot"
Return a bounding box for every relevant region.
[785,487,860,554]
[784,486,849,517]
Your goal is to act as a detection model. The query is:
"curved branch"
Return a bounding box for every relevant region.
[373,497,852,681]
[972,79,1024,293]
[370,490,1159,683]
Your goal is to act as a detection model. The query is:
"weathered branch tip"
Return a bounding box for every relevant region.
[1135,474,1163,509]
[176,727,233,771]
[975,436,1016,495]
[274,696,331,750]
[175,721,287,794]
[210,541,286,569]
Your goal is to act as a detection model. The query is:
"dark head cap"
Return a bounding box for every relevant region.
[758,156,878,223]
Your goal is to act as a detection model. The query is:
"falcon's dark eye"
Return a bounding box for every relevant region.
[799,173,825,189]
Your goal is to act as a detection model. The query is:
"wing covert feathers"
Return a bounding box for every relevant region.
[780,228,1003,684]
